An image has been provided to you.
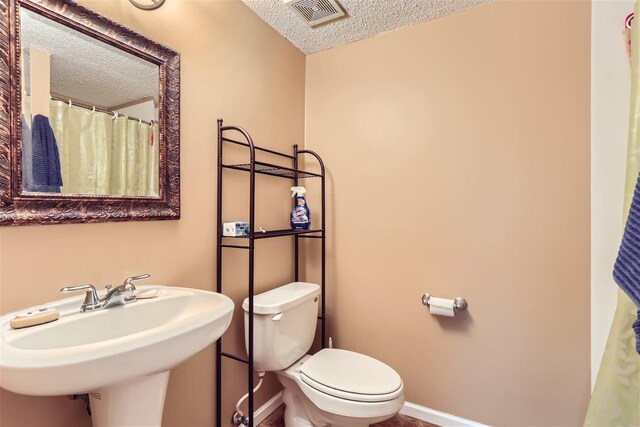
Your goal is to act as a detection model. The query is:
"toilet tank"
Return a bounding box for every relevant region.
[242,282,320,372]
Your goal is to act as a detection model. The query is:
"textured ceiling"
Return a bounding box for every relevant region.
[20,8,159,109]
[241,0,494,55]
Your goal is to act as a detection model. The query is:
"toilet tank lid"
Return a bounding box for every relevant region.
[242,282,320,314]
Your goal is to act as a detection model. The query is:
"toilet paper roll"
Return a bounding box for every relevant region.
[429,297,455,317]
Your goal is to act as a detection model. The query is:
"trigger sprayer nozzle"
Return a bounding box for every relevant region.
[291,186,307,198]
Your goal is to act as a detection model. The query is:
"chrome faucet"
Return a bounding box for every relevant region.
[60,274,151,312]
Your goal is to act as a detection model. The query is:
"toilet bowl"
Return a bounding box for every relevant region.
[277,351,404,427]
[243,282,404,426]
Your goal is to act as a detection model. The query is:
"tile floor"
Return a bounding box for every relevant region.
[258,405,438,427]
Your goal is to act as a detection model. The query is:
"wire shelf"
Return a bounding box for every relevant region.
[223,163,320,179]
[223,228,322,239]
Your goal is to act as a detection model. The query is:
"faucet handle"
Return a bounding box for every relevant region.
[60,284,100,311]
[60,284,97,294]
[122,274,150,301]
[123,274,150,288]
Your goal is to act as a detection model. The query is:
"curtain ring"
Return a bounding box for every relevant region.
[92,106,96,113]
[139,118,142,126]
[112,111,118,120]
[68,99,72,108]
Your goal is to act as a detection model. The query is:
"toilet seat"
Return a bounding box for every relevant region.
[300,349,403,402]
[278,351,405,419]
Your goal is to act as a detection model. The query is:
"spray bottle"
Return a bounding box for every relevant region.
[290,186,310,230]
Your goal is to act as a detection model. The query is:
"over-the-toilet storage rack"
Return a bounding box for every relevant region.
[216,119,327,427]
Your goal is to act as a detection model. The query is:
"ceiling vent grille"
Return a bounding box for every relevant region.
[284,0,346,27]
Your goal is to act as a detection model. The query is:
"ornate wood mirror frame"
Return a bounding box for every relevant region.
[0,0,180,226]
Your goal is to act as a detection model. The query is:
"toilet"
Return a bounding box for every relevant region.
[242,282,404,426]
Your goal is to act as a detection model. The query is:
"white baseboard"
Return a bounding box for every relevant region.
[254,394,487,427]
[400,401,489,427]
[254,391,284,425]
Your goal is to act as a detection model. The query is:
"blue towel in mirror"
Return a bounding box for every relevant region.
[30,114,62,192]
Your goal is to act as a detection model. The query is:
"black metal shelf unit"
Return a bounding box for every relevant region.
[216,119,326,427]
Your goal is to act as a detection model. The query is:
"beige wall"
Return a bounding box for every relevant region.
[0,0,305,426]
[304,1,591,426]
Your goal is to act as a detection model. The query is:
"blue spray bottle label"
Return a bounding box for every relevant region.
[290,187,310,230]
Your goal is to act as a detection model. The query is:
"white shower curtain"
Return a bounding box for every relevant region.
[50,100,159,197]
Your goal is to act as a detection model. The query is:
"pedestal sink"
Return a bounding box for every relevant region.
[0,286,234,426]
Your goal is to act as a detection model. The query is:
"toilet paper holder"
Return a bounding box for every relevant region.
[421,293,468,311]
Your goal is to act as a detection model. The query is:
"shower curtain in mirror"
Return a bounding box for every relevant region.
[584,5,640,426]
[49,100,159,196]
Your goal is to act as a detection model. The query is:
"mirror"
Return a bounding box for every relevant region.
[20,7,160,197]
[0,0,180,225]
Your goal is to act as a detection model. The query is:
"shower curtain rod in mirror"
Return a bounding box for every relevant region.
[48,95,155,126]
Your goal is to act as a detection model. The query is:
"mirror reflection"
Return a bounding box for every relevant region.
[19,7,160,197]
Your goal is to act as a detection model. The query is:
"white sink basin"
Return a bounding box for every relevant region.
[0,285,234,426]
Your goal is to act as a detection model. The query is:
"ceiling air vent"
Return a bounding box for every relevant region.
[284,0,346,27]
